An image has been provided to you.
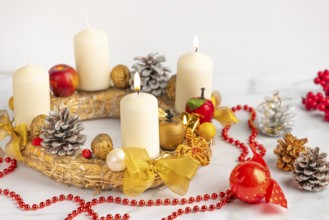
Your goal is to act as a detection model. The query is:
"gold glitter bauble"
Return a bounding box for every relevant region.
[8,96,14,110]
[159,117,185,151]
[91,134,114,160]
[110,65,130,89]
[166,74,176,100]
[30,114,47,139]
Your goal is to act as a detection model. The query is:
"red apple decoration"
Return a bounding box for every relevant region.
[185,88,214,123]
[49,64,79,97]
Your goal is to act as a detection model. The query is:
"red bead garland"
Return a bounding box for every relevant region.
[0,156,17,178]
[223,104,266,161]
[0,186,233,220]
[0,104,266,219]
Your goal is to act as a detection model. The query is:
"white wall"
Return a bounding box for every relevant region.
[0,0,328,76]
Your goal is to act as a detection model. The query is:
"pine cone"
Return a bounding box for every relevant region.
[130,52,171,96]
[256,92,295,137]
[293,147,329,191]
[274,133,307,171]
[40,108,86,156]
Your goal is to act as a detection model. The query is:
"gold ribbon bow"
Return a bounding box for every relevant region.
[0,110,28,161]
[181,112,200,133]
[211,91,239,126]
[123,147,200,196]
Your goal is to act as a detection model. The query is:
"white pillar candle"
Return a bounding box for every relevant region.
[175,36,213,113]
[74,28,110,91]
[13,65,50,129]
[120,73,160,158]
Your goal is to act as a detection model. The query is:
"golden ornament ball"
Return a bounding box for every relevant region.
[110,64,131,89]
[8,96,14,110]
[91,134,114,160]
[30,114,47,139]
[166,74,176,100]
[159,117,185,151]
[197,122,216,141]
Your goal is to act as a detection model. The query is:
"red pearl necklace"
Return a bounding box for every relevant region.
[0,104,265,220]
[223,104,266,161]
[0,156,17,178]
[0,187,233,220]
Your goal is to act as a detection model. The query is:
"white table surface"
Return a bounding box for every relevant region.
[0,72,328,220]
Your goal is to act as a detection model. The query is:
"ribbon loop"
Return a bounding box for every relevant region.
[181,112,200,133]
[0,110,28,161]
[123,147,200,196]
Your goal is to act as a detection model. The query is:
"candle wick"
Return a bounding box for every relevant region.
[195,47,198,53]
[84,12,90,28]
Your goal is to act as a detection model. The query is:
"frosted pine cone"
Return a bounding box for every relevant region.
[293,147,329,191]
[130,52,171,96]
[40,108,86,156]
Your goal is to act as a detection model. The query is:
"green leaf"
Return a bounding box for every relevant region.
[187,98,205,111]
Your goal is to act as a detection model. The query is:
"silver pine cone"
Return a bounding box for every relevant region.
[293,147,329,191]
[40,108,86,156]
[256,92,294,137]
[130,52,171,96]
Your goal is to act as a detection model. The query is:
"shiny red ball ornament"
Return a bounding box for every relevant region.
[82,149,92,159]
[230,161,271,203]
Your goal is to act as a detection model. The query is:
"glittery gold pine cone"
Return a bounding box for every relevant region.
[274,133,307,171]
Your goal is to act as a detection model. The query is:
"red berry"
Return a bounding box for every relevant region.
[31,137,43,146]
[318,104,326,111]
[314,77,321,84]
[82,149,92,159]
[318,71,324,78]
[324,69,329,76]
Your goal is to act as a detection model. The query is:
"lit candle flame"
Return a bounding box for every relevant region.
[134,72,141,94]
[193,36,199,52]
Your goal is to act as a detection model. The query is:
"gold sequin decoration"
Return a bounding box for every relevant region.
[176,128,211,166]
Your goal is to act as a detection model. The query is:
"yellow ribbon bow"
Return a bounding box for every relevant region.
[0,110,28,161]
[211,91,239,126]
[181,112,200,133]
[123,147,200,196]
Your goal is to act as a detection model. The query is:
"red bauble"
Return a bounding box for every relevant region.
[82,149,92,159]
[185,88,214,123]
[230,161,271,203]
[49,64,79,97]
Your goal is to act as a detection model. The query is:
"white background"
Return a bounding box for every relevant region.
[0,0,329,76]
[1,1,329,220]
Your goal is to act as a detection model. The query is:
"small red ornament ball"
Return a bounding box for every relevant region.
[82,149,92,159]
[230,161,271,203]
